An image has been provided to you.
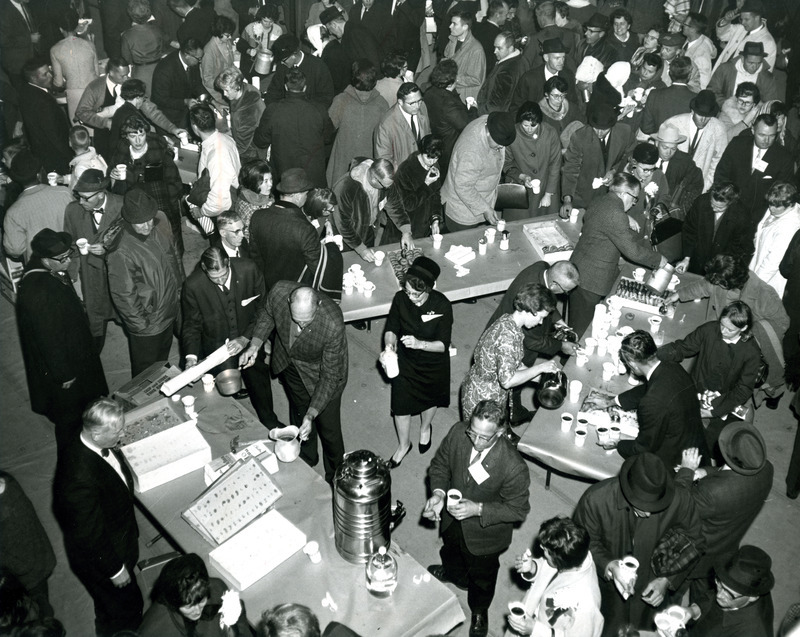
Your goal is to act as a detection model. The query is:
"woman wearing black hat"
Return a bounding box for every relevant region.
[382,256,453,467]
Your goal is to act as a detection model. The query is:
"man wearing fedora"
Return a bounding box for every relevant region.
[249,168,321,292]
[63,169,124,354]
[560,103,632,218]
[714,112,795,225]
[675,424,774,608]
[3,150,73,261]
[680,545,775,636]
[573,452,704,637]
[713,0,777,73]
[649,122,704,222]
[708,41,779,107]
[107,188,183,377]
[511,37,575,113]
[16,229,108,448]
[574,13,618,70]
[664,90,729,193]
[440,111,515,231]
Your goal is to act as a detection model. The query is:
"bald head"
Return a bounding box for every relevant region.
[289,287,320,328]
[548,261,580,293]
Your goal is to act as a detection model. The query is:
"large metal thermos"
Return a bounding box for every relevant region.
[253,48,273,75]
[646,262,675,295]
[536,370,568,409]
[333,450,392,564]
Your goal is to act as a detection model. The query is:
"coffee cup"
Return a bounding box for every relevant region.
[569,208,579,223]
[202,373,214,392]
[47,172,59,186]
[597,338,608,357]
[432,233,443,249]
[648,316,663,334]
[76,238,89,255]
[577,417,589,430]
[576,352,588,367]
[446,488,462,511]
[560,413,574,432]
[583,337,597,355]
[381,347,399,378]
[344,283,354,295]
[303,541,322,564]
[597,427,610,444]
[602,362,616,382]
[619,556,639,584]
[373,250,385,266]
[496,219,506,232]
[574,429,587,447]
[363,281,376,298]
[530,179,541,194]
[568,379,582,403]
[610,426,621,442]
[633,267,646,283]
[485,227,496,243]
[115,164,127,180]
[507,601,527,618]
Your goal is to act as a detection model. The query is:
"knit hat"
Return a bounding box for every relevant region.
[619,452,675,512]
[486,112,516,146]
[31,229,73,258]
[719,423,767,475]
[122,188,158,223]
[406,256,440,288]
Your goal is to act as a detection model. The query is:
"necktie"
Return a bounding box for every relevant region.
[111,448,135,491]
[455,39,464,54]
[101,447,109,457]
[411,115,418,140]
[21,3,35,32]
[689,128,701,156]
[92,209,103,227]
[221,284,229,294]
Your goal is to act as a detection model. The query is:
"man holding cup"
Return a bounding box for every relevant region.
[423,399,531,637]
[573,453,703,637]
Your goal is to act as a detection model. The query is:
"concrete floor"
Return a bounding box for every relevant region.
[2,223,799,636]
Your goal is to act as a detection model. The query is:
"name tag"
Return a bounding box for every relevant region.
[469,462,490,484]
[753,158,768,173]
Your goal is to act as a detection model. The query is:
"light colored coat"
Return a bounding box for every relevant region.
[664,112,729,192]
[683,34,716,90]
[444,30,486,103]
[713,20,777,73]
[749,204,800,297]
[374,101,431,170]
[50,35,99,122]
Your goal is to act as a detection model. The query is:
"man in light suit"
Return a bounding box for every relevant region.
[53,398,143,636]
[374,82,430,169]
[664,90,729,193]
[182,246,281,427]
[423,399,531,637]
[240,283,348,483]
[712,0,776,73]
[569,172,667,337]
[559,104,632,220]
[714,113,795,226]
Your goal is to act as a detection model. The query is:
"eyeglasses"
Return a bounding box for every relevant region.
[50,250,75,263]
[736,98,754,109]
[585,27,604,34]
[405,98,423,106]
[623,192,640,203]
[186,52,204,62]
[404,286,425,299]
[547,92,565,101]
[465,428,499,443]
[74,190,102,201]
[636,165,656,174]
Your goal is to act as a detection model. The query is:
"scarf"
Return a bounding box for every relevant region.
[539,96,569,121]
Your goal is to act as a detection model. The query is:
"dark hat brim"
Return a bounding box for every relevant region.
[718,422,767,475]
[619,455,675,512]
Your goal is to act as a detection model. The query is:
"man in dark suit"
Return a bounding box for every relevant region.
[521,0,578,69]
[53,398,143,636]
[714,113,795,227]
[423,399,531,637]
[487,260,580,423]
[650,122,704,227]
[265,34,335,109]
[568,172,667,337]
[0,0,39,82]
[18,59,72,173]
[389,0,425,74]
[348,0,393,54]
[472,0,508,75]
[211,210,251,259]
[170,0,216,46]
[574,12,619,70]
[639,56,696,137]
[249,169,321,291]
[151,41,206,129]
[512,36,575,113]
[100,0,130,58]
[560,104,632,219]
[573,453,703,637]
[321,7,382,82]
[609,330,709,468]
[675,423,773,606]
[182,247,283,428]
[241,282,348,483]
[476,30,528,115]
[423,58,478,177]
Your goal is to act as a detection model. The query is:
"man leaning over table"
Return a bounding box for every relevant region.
[240,282,348,484]
[440,111,516,232]
[423,399,531,637]
[486,260,581,424]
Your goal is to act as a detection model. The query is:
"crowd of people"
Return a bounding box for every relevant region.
[1,0,800,635]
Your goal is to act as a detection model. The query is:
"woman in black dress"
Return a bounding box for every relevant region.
[383,256,452,468]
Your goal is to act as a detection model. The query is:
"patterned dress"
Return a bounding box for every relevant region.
[461,314,523,419]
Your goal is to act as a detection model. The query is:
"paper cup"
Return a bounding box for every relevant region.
[47,172,59,186]
[583,337,597,355]
[303,541,322,564]
[648,316,663,333]
[597,427,610,444]
[576,352,588,367]
[507,601,526,617]
[344,284,354,295]
[568,379,582,403]
[577,417,589,430]
[363,282,376,298]
[619,556,639,586]
[373,250,385,266]
[560,413,574,432]
[446,489,462,512]
[610,426,621,442]
[432,233,443,249]
[349,264,362,273]
[181,395,195,409]
[478,240,487,255]
[496,219,506,232]
[202,373,214,392]
[633,267,646,283]
[531,179,541,194]
[115,164,127,180]
[597,339,608,357]
[574,429,587,447]
[382,348,399,378]
[485,227,496,243]
[76,238,89,255]
[602,362,616,382]
[569,208,579,223]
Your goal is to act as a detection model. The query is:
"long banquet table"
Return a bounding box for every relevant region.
[516,266,709,484]
[133,384,466,636]
[340,216,583,322]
